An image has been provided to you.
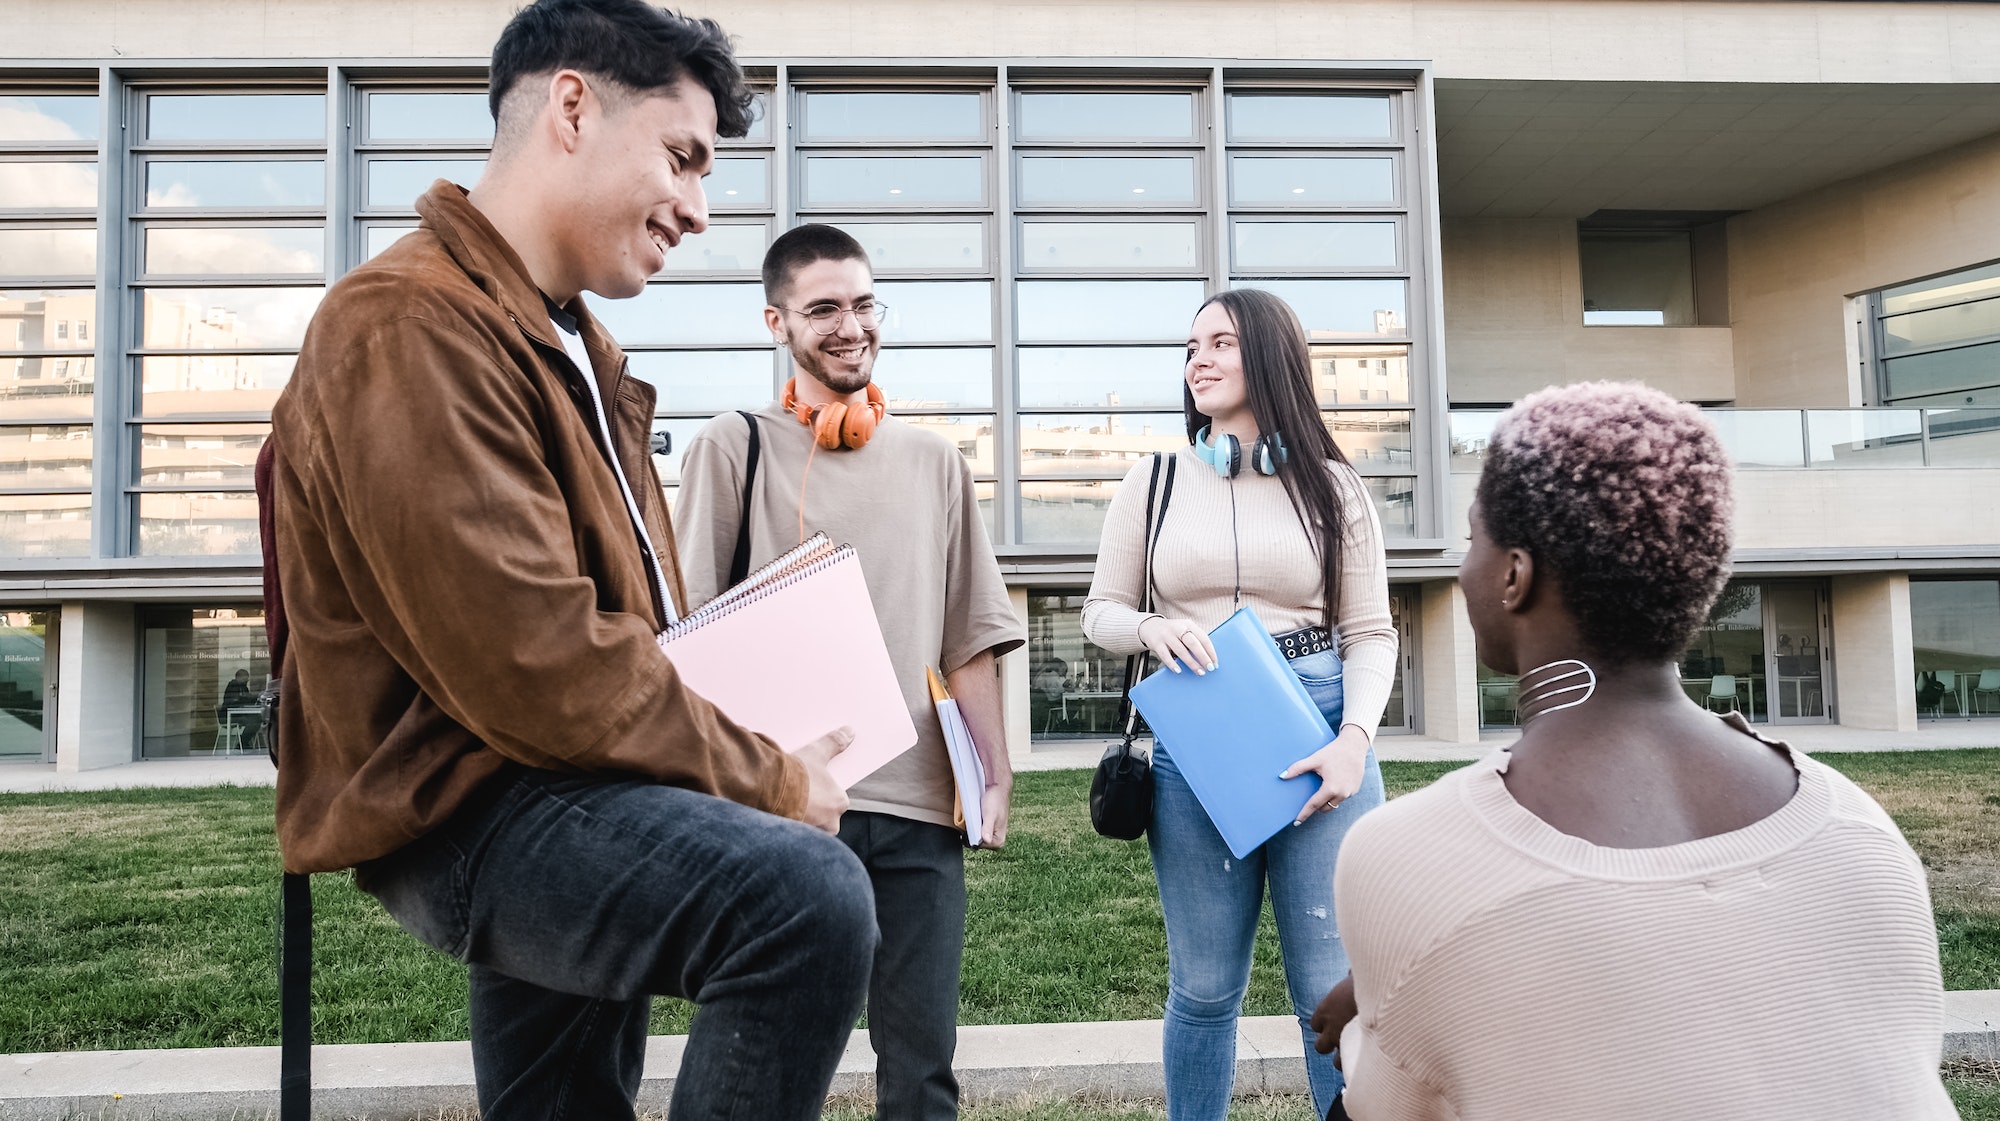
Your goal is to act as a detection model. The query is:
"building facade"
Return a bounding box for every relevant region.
[4,0,2000,768]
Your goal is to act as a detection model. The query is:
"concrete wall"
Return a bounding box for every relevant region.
[1418,578,1479,743]
[1727,132,2000,407]
[1829,572,1917,731]
[15,0,2000,80]
[54,601,136,772]
[1001,587,1031,762]
[1440,218,1737,404]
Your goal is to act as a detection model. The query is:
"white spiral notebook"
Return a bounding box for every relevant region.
[658,534,917,789]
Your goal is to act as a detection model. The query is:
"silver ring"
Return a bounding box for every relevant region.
[1181,629,1198,640]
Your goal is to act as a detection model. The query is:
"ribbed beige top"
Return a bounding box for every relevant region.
[1334,718,1956,1121]
[1081,448,1398,737]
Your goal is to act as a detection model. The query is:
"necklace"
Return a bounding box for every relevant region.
[1516,658,1597,726]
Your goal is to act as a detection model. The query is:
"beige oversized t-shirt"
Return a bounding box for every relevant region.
[674,402,1025,828]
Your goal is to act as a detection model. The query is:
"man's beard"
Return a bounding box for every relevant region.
[789,331,876,395]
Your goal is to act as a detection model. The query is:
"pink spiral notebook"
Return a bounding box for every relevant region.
[658,534,916,788]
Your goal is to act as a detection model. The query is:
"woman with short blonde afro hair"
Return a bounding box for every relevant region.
[1475,381,1735,663]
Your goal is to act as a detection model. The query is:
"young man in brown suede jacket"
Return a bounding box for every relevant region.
[266,3,875,1118]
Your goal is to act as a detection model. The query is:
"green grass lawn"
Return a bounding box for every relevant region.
[2,752,1995,1057]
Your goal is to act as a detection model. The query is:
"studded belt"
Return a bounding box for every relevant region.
[1274,625,1333,661]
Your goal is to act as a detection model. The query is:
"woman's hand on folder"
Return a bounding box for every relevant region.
[1281,726,1371,825]
[796,726,855,834]
[1137,616,1219,676]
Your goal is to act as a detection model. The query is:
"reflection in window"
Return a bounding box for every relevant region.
[899,414,995,474]
[0,97,100,143]
[0,493,91,558]
[0,228,96,277]
[802,155,984,207]
[1323,411,1411,469]
[1233,221,1396,270]
[1015,92,1195,140]
[1017,347,1185,408]
[1016,280,1204,342]
[1361,476,1417,539]
[366,92,494,141]
[802,92,983,141]
[831,222,985,271]
[1805,409,1922,468]
[591,283,768,345]
[1227,94,1392,142]
[0,161,99,209]
[1703,410,1806,469]
[366,159,486,210]
[1312,346,1409,406]
[1680,583,1767,723]
[1020,478,1120,545]
[1911,579,2000,719]
[1017,156,1197,206]
[1924,409,2000,468]
[1233,279,1406,339]
[136,492,260,556]
[1874,259,2000,408]
[363,224,419,260]
[137,423,268,486]
[658,223,767,273]
[1021,221,1200,271]
[1230,156,1394,206]
[145,226,322,276]
[141,287,325,350]
[1,289,98,352]
[1019,412,1183,476]
[145,161,325,208]
[705,157,769,208]
[1027,591,1131,739]
[871,348,993,409]
[872,281,993,343]
[1580,230,1694,326]
[140,606,271,756]
[141,354,293,417]
[625,350,772,414]
[0,424,92,486]
[0,357,94,422]
[147,94,326,142]
[0,609,51,758]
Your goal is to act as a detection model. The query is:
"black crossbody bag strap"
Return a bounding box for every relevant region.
[726,410,762,587]
[1115,452,1176,737]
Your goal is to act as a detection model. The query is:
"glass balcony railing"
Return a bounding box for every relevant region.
[1449,407,2000,472]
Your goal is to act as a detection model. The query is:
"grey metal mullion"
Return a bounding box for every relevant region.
[993,65,1021,548]
[1205,69,1227,297]
[771,66,793,400]
[330,67,355,278]
[90,67,128,560]
[1409,73,1449,544]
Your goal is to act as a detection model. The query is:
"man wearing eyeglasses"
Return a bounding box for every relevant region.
[675,223,1024,1121]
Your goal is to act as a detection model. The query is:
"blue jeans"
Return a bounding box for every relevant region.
[360,767,879,1121]
[1147,648,1386,1121]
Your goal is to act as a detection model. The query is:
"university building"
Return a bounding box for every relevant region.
[4,0,1999,769]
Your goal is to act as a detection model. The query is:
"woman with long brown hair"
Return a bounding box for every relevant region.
[1083,287,1398,1121]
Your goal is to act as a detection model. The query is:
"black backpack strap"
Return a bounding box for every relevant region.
[726,410,762,587]
[280,870,311,1120]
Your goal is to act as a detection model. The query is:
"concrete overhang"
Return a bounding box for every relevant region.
[1436,79,2000,219]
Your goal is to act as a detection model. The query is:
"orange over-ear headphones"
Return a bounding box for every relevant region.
[782,378,886,450]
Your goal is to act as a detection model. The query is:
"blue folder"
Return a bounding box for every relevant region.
[1129,608,1334,859]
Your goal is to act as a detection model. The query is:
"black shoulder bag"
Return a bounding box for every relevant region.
[1089,451,1176,840]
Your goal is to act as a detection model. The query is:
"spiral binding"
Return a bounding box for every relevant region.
[662,535,855,644]
[695,532,834,619]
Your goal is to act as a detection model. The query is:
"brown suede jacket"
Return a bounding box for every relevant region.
[269,181,808,873]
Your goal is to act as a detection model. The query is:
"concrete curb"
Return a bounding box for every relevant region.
[6,994,1997,1120]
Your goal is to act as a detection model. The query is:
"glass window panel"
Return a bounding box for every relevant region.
[363,224,419,260]
[1324,410,1412,470]
[0,160,98,209]
[0,96,100,143]
[1682,583,1768,724]
[1,289,97,353]
[145,226,322,276]
[645,415,722,490]
[831,222,985,271]
[366,92,494,142]
[659,223,768,273]
[0,424,92,487]
[625,350,773,414]
[1234,221,1397,270]
[1449,410,1501,473]
[137,423,267,486]
[147,94,326,142]
[1020,412,1183,476]
[1016,93,1195,140]
[1882,261,2000,316]
[146,160,325,208]
[1021,222,1200,271]
[136,492,261,556]
[0,609,51,758]
[872,348,993,409]
[740,93,771,144]
[1882,342,2000,403]
[1925,408,2000,468]
[706,157,769,209]
[141,354,293,417]
[1017,156,1197,207]
[1477,661,1521,727]
[591,283,768,345]
[139,606,270,756]
[1580,230,1694,326]
[1230,155,1394,206]
[1018,347,1185,408]
[1231,279,1407,340]
[1806,409,1923,468]
[1910,580,2000,713]
[1227,94,1392,142]
[1026,591,1134,738]
[1362,476,1417,539]
[1020,478,1120,545]
[975,480,996,544]
[1313,345,1410,406]
[1705,410,1806,469]
[141,287,324,350]
[801,156,984,207]
[900,414,994,474]
[802,92,982,141]
[0,228,95,277]
[1894,385,2000,409]
[0,356,94,421]
[0,493,90,558]
[874,281,993,343]
[366,159,485,210]
[1881,296,2000,358]
[1017,280,1204,343]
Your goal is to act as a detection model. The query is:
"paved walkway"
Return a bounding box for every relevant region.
[3,720,1994,793]
[4,993,1996,1120]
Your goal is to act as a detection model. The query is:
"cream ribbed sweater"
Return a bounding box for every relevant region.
[1081,448,1398,737]
[1334,718,1955,1121]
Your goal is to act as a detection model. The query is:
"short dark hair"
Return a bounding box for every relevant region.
[1476,381,1736,665]
[488,0,755,139]
[762,224,870,306]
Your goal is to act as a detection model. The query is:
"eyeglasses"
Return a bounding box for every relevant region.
[778,302,889,335]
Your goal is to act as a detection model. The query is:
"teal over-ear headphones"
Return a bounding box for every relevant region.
[1194,426,1289,478]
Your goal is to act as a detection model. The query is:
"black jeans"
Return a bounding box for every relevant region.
[837,811,968,1121]
[361,768,878,1121]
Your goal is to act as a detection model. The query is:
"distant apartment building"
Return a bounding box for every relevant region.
[3,0,1998,768]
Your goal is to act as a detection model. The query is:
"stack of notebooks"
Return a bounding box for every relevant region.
[657,534,916,789]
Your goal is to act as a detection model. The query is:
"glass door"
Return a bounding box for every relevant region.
[1765,583,1831,725]
[0,609,53,762]
[1379,587,1416,734]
